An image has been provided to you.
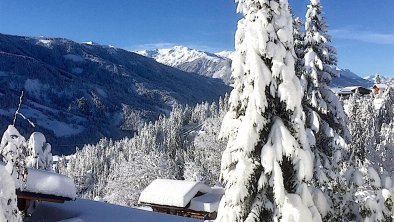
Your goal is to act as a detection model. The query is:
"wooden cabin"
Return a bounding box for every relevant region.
[1,161,76,212]
[139,179,223,220]
[16,189,73,211]
[336,86,372,99]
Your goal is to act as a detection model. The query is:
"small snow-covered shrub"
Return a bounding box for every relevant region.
[0,125,28,182]
[0,125,26,221]
[26,132,53,171]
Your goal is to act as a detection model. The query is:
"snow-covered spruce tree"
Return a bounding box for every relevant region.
[353,165,394,222]
[375,73,382,84]
[217,0,320,221]
[184,111,227,185]
[378,121,394,173]
[345,95,393,221]
[376,86,394,134]
[347,93,376,164]
[58,138,118,199]
[292,15,305,80]
[104,149,177,207]
[303,0,354,220]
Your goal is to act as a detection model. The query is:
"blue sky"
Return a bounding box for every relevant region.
[0,0,393,77]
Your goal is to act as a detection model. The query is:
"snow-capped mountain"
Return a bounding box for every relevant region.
[135,46,232,84]
[364,75,394,85]
[0,34,230,154]
[330,69,373,88]
[363,75,389,82]
[137,46,373,88]
[214,51,234,60]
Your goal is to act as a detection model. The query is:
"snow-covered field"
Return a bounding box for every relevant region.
[25,199,200,222]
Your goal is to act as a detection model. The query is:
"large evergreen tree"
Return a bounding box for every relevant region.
[303,0,353,219]
[216,0,320,221]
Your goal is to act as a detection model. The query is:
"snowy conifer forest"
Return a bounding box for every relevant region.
[1,0,394,221]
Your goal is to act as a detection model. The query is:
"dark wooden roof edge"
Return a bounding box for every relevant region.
[16,189,74,203]
[140,202,214,214]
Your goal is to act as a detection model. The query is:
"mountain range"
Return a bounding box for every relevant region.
[363,74,393,85]
[136,46,232,84]
[136,46,374,88]
[0,35,382,154]
[0,34,230,154]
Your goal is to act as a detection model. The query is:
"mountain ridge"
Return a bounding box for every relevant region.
[136,45,373,88]
[0,33,230,154]
[135,46,232,84]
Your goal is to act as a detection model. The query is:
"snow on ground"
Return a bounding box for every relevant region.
[25,199,200,222]
[71,68,84,74]
[82,41,97,45]
[36,39,53,47]
[64,54,85,62]
[20,107,85,137]
[24,79,50,98]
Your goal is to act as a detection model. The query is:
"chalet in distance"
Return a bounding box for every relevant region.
[139,179,223,220]
[336,86,372,98]
[373,84,388,95]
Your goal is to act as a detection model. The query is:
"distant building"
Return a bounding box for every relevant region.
[336,86,372,98]
[139,179,223,220]
[373,84,388,95]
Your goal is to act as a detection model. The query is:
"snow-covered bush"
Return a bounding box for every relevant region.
[0,125,28,183]
[26,132,53,171]
[0,125,30,221]
[355,167,394,222]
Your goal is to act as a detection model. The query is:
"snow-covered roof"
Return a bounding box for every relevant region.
[336,86,372,95]
[139,179,212,208]
[189,192,221,213]
[342,86,361,91]
[0,162,76,199]
[337,87,355,95]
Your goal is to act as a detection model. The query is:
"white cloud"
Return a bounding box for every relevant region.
[331,28,394,45]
